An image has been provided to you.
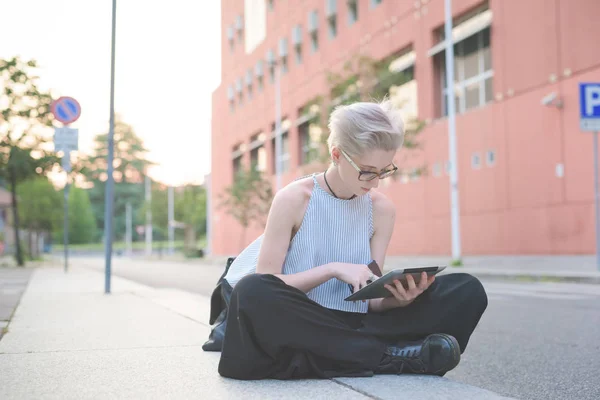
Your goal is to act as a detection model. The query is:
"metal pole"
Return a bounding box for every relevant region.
[274,61,282,191]
[104,0,117,294]
[168,186,174,255]
[125,202,132,257]
[444,0,462,263]
[145,175,152,256]
[63,177,69,273]
[594,131,600,271]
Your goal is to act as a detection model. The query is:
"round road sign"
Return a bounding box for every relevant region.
[51,96,81,124]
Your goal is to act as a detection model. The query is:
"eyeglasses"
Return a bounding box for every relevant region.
[340,149,398,181]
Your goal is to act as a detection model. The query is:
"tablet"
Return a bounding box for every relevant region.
[344,266,446,301]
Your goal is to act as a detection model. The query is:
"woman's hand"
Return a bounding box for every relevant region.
[329,262,375,295]
[384,272,435,307]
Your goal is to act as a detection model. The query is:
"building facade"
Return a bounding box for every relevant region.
[210,0,600,257]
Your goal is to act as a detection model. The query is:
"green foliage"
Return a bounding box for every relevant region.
[219,166,273,232]
[302,53,426,175]
[175,184,207,236]
[0,56,61,266]
[76,118,154,240]
[139,184,207,242]
[78,118,155,184]
[55,187,97,244]
[17,177,62,232]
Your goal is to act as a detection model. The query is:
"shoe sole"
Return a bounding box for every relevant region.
[429,333,461,376]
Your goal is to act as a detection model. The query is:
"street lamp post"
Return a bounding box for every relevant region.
[104,0,117,294]
[271,59,283,191]
[444,0,462,263]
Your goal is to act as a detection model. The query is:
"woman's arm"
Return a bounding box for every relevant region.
[367,192,435,312]
[367,192,401,313]
[256,182,336,293]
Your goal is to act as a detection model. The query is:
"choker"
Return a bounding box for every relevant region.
[323,170,356,200]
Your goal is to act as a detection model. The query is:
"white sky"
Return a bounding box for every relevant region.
[1,0,222,186]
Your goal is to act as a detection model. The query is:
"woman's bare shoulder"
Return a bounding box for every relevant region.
[370,190,396,218]
[271,175,315,213]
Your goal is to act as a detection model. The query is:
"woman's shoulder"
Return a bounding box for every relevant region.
[370,190,396,218]
[275,175,315,204]
[270,175,315,217]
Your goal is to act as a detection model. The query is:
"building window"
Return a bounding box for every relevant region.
[471,152,481,169]
[268,0,274,11]
[271,132,290,173]
[271,119,291,173]
[255,60,264,91]
[245,70,253,99]
[266,49,275,83]
[348,0,358,25]
[235,15,244,41]
[486,150,496,166]
[292,25,302,64]
[227,26,234,51]
[370,0,382,8]
[250,132,267,172]
[227,85,235,112]
[432,6,493,117]
[326,0,338,39]
[279,38,288,74]
[232,144,244,180]
[236,78,243,105]
[308,10,319,52]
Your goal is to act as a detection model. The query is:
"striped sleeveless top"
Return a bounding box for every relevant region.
[224,173,374,313]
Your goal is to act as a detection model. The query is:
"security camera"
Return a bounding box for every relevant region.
[541,92,563,108]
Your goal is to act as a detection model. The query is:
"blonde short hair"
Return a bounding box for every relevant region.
[327,99,405,158]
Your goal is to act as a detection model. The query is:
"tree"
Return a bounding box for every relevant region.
[17,177,62,259]
[54,187,97,244]
[77,118,155,241]
[219,166,273,248]
[139,183,207,251]
[175,184,206,252]
[301,53,425,175]
[0,56,59,266]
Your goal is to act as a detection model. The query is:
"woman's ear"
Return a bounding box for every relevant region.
[330,147,341,166]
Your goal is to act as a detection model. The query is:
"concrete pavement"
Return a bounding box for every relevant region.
[0,264,514,400]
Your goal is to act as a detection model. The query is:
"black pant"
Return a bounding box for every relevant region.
[218,272,488,380]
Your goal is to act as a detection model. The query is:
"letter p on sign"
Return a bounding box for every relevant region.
[580,83,600,132]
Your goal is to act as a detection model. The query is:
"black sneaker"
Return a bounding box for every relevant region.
[375,333,461,376]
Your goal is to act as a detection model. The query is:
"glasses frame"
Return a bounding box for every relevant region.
[339,149,398,181]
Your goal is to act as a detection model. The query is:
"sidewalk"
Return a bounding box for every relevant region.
[383,255,600,284]
[0,264,514,400]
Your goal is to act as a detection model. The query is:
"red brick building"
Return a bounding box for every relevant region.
[210,0,600,256]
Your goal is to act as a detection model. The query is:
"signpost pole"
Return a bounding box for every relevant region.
[63,155,70,273]
[51,97,80,274]
[579,82,600,271]
[594,130,600,270]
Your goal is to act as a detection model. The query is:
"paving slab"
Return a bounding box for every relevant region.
[334,375,514,400]
[0,346,370,400]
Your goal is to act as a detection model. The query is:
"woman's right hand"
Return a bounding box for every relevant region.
[329,262,375,295]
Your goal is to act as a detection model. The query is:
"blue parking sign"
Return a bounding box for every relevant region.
[580,83,600,131]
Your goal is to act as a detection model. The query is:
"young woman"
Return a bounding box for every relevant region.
[217,100,488,380]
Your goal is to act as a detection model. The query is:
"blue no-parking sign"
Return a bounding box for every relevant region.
[580,83,600,132]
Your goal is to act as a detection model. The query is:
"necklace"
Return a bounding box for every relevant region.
[323,170,356,200]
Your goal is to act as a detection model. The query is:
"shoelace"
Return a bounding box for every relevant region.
[385,344,427,373]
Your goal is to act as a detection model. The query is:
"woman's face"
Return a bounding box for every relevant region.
[334,147,397,195]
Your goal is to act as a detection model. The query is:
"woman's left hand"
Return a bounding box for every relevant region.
[384,272,435,307]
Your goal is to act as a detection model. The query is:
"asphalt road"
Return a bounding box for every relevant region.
[77,256,600,400]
